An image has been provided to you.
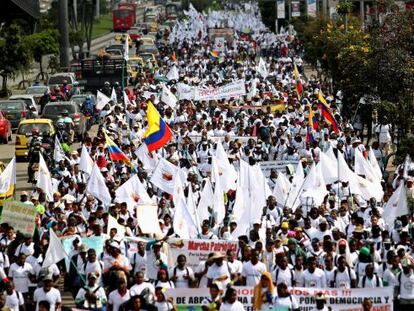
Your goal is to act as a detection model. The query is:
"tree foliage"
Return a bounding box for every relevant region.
[26,30,59,63]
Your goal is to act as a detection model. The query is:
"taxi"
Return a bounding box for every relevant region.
[127,56,145,79]
[15,119,55,160]
[114,33,133,48]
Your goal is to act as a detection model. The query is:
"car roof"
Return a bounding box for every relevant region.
[18,118,53,125]
[9,95,35,99]
[44,101,75,106]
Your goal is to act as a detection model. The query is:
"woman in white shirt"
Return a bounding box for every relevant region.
[219,287,244,311]
[273,283,300,311]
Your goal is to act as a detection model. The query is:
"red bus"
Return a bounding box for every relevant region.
[112,8,135,32]
[118,2,137,24]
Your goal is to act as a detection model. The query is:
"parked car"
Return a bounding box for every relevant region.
[42,101,87,140]
[15,118,55,160]
[0,111,12,144]
[0,100,32,129]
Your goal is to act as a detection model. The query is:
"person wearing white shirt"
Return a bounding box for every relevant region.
[219,287,244,311]
[4,281,24,311]
[272,256,296,287]
[14,237,34,258]
[207,253,234,288]
[398,258,414,306]
[129,242,147,278]
[130,271,155,297]
[74,273,107,310]
[331,256,357,288]
[242,250,267,287]
[168,255,195,289]
[108,279,130,311]
[33,277,61,311]
[8,254,34,295]
[300,256,327,288]
[272,283,300,310]
[358,264,383,288]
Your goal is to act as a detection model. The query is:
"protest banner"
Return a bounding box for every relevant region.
[167,238,238,270]
[259,160,300,176]
[166,286,393,311]
[194,80,246,101]
[0,201,36,236]
[208,28,234,44]
[187,135,256,144]
[61,235,104,271]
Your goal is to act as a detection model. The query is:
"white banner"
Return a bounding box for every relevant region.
[277,0,286,19]
[187,135,257,144]
[194,80,246,101]
[166,286,393,311]
[167,238,238,270]
[176,83,194,100]
[308,0,317,17]
[260,160,299,177]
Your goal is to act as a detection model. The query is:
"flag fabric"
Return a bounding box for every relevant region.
[150,158,179,195]
[171,51,177,62]
[318,91,339,133]
[209,50,220,59]
[107,214,126,238]
[161,85,178,109]
[144,102,173,152]
[124,35,129,61]
[37,154,54,202]
[53,136,66,163]
[166,66,179,81]
[87,164,112,206]
[96,90,111,110]
[382,183,409,229]
[306,108,315,143]
[293,63,303,98]
[134,144,159,172]
[197,179,214,224]
[79,145,94,175]
[257,57,268,79]
[104,131,131,165]
[115,174,152,212]
[0,157,15,194]
[42,229,67,268]
[110,88,117,103]
[215,140,237,191]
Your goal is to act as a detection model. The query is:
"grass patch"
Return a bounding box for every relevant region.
[91,14,113,38]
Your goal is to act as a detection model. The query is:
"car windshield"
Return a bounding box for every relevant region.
[0,101,24,110]
[71,97,85,106]
[49,76,70,85]
[44,105,76,116]
[18,123,51,135]
[26,87,47,95]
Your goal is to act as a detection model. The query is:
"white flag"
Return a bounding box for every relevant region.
[257,57,268,79]
[285,160,305,209]
[161,85,178,109]
[166,66,179,81]
[150,158,179,195]
[79,145,94,175]
[87,164,112,206]
[272,172,291,207]
[96,90,111,110]
[123,91,133,109]
[301,162,328,207]
[124,35,129,61]
[211,156,225,225]
[53,136,66,163]
[135,144,159,172]
[382,183,409,229]
[107,214,126,238]
[115,174,152,212]
[37,153,54,202]
[111,87,117,103]
[136,204,163,236]
[42,229,67,268]
[215,140,237,191]
[197,179,214,224]
[368,148,383,180]
[0,157,15,194]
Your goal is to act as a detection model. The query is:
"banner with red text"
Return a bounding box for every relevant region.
[166,286,393,311]
[167,238,238,270]
[194,80,246,101]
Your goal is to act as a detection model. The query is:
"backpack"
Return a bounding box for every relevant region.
[333,267,352,287]
[274,267,294,286]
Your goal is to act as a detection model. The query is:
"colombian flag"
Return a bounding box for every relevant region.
[317,91,339,133]
[104,131,131,165]
[307,108,315,143]
[293,63,303,99]
[144,102,173,152]
[210,50,220,59]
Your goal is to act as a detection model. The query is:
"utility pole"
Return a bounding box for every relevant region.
[59,0,70,68]
[95,0,100,20]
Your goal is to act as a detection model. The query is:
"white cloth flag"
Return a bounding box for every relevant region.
[87,164,112,206]
[37,153,54,202]
[215,140,237,191]
[173,177,194,239]
[368,148,383,180]
[53,136,66,163]
[211,156,226,225]
[79,145,94,175]
[115,174,152,212]
[197,179,214,224]
[111,88,117,103]
[161,85,178,109]
[96,90,111,110]
[354,148,380,185]
[186,185,201,235]
[285,161,305,210]
[136,204,163,236]
[257,57,268,79]
[150,158,179,195]
[382,183,409,229]
[0,157,15,194]
[301,162,328,207]
[42,229,67,268]
[167,66,179,81]
[107,214,126,238]
[135,144,159,171]
[272,172,291,206]
[124,35,129,61]
[123,91,132,108]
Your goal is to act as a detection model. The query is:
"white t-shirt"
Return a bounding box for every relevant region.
[169,266,195,288]
[272,266,295,287]
[301,268,327,288]
[207,263,232,287]
[195,261,209,288]
[8,263,34,293]
[399,272,414,299]
[332,268,357,288]
[33,287,61,311]
[154,301,174,311]
[358,275,383,288]
[242,261,267,286]
[108,289,131,311]
[146,251,168,280]
[130,282,155,296]
[273,295,300,309]
[219,301,245,311]
[4,290,24,311]
[130,252,147,277]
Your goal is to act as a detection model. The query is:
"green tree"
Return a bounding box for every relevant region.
[26,30,59,81]
[0,23,32,96]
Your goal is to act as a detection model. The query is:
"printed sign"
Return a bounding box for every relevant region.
[167,238,238,270]
[208,28,234,44]
[260,160,299,176]
[1,201,36,236]
[277,0,286,19]
[308,0,317,16]
[292,1,301,17]
[194,80,246,101]
[166,286,393,311]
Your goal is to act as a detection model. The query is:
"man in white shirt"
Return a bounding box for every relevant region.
[331,256,357,288]
[242,250,267,286]
[33,275,61,311]
[358,263,383,288]
[8,254,34,296]
[169,254,195,288]
[130,271,155,297]
[206,252,234,288]
[300,256,327,288]
[272,255,296,286]
[397,258,414,306]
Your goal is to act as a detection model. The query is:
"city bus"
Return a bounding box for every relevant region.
[112,7,135,32]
